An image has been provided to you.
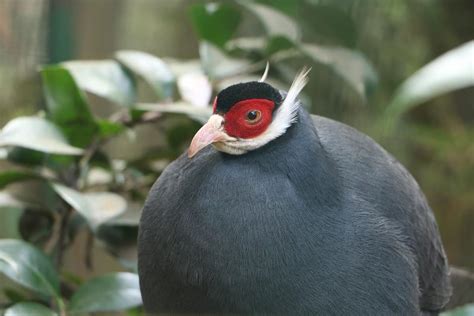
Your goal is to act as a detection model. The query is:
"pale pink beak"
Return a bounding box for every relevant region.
[188,115,231,158]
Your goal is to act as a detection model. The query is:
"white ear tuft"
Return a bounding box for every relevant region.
[274,66,311,127]
[258,62,270,82]
[282,66,311,110]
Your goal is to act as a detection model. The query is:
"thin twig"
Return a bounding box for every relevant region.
[44,212,62,254]
[84,229,94,271]
[54,206,73,268]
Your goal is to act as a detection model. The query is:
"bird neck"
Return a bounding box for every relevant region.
[225,107,342,208]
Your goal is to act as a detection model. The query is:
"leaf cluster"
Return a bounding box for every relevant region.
[1,1,472,315]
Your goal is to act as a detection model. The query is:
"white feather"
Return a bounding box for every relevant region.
[258,62,270,82]
[214,67,311,155]
[271,66,311,130]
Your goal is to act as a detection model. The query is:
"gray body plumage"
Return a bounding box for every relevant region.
[138,107,451,314]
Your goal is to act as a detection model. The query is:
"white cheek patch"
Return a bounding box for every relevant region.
[216,67,311,155]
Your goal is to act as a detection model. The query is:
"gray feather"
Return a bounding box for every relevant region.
[138,107,451,314]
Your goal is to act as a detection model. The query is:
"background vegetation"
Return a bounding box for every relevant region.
[0,0,472,314]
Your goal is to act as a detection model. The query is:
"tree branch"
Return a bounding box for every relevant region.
[54,206,73,268]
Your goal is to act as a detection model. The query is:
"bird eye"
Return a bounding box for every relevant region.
[246,110,262,124]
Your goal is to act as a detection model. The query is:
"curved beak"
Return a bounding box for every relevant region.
[188,115,231,158]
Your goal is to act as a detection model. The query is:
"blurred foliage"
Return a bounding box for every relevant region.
[442,303,474,316]
[0,0,473,314]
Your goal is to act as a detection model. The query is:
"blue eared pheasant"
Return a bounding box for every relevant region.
[138,68,452,314]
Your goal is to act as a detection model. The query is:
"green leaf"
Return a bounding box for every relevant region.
[301,3,357,47]
[226,37,267,53]
[0,204,23,239]
[239,2,300,41]
[166,58,203,77]
[52,183,127,229]
[0,239,60,298]
[189,2,241,47]
[136,102,212,124]
[5,147,76,171]
[265,35,295,55]
[0,117,84,155]
[63,60,136,107]
[4,302,57,316]
[0,192,23,209]
[3,287,28,304]
[5,147,46,166]
[0,170,43,190]
[85,167,113,186]
[300,44,377,97]
[68,272,142,313]
[0,148,7,159]
[116,50,175,99]
[97,119,126,138]
[103,208,141,227]
[177,72,212,107]
[255,0,298,16]
[4,179,61,211]
[200,41,251,80]
[387,40,474,117]
[441,303,474,316]
[41,66,99,148]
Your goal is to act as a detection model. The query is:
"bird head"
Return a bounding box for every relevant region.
[188,67,310,157]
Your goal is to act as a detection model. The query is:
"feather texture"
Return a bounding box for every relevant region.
[138,106,451,314]
[278,66,311,125]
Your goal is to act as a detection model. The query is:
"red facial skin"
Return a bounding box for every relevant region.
[222,98,275,139]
